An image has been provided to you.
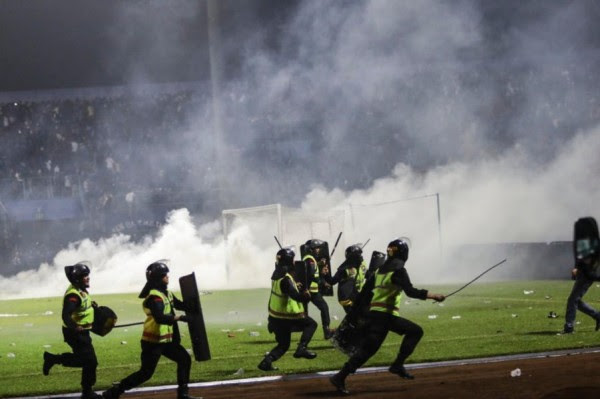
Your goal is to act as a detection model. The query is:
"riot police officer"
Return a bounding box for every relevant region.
[43,263,102,399]
[258,247,318,371]
[102,262,200,399]
[323,244,367,314]
[303,239,335,339]
[330,239,445,395]
[564,217,600,333]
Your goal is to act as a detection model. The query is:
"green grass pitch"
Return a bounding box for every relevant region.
[1,280,599,397]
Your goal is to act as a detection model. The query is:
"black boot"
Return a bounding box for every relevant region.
[389,363,414,380]
[293,343,317,359]
[329,371,350,395]
[177,386,203,399]
[258,354,278,371]
[324,326,335,340]
[81,387,102,399]
[101,384,122,399]
[42,351,57,376]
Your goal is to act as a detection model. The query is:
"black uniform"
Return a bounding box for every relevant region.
[564,216,600,333]
[564,257,600,333]
[303,257,333,337]
[43,289,101,399]
[102,288,193,399]
[258,268,318,371]
[62,293,99,395]
[324,259,365,314]
[341,258,427,373]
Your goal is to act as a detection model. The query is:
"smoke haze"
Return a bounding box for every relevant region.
[1,0,599,298]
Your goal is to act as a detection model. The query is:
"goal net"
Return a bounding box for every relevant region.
[222,204,345,287]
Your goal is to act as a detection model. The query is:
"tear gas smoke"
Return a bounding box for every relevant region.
[1,1,599,298]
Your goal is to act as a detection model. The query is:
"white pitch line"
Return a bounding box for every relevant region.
[9,346,600,399]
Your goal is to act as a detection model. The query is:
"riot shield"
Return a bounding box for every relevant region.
[179,273,211,361]
[574,217,599,261]
[335,261,355,306]
[317,241,333,296]
[92,306,118,337]
[293,260,310,292]
[366,250,386,280]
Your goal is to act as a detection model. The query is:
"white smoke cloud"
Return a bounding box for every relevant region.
[2,1,599,298]
[2,124,597,299]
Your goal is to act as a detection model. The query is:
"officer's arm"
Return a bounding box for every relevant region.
[146,295,177,325]
[328,261,349,285]
[61,294,81,329]
[392,269,428,300]
[281,276,307,302]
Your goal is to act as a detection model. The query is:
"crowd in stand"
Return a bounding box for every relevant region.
[0,88,208,272]
[1,59,600,274]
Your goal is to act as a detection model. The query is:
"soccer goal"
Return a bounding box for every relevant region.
[222,204,346,282]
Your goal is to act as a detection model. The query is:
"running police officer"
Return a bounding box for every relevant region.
[258,247,318,371]
[330,238,445,395]
[102,262,200,399]
[303,239,335,339]
[564,216,600,334]
[43,263,102,399]
[323,244,367,314]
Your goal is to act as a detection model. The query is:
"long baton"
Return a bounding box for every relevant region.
[361,238,371,249]
[445,259,507,298]
[274,236,283,249]
[329,232,343,257]
[113,321,144,328]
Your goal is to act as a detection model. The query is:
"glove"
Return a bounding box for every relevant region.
[177,315,189,323]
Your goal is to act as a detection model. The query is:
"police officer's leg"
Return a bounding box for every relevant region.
[78,337,99,396]
[111,341,163,395]
[292,316,317,359]
[388,316,424,379]
[564,276,592,332]
[57,329,99,397]
[161,342,194,399]
[345,312,389,372]
[310,293,332,338]
[572,279,600,321]
[56,328,88,368]
[330,312,389,394]
[258,318,292,371]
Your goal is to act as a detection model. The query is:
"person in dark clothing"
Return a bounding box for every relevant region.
[330,239,445,395]
[43,263,102,399]
[564,216,600,334]
[323,244,367,314]
[102,262,200,399]
[302,239,335,339]
[257,247,319,372]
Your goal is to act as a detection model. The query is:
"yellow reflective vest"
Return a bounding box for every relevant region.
[369,270,403,317]
[268,273,305,319]
[63,284,94,329]
[142,289,174,343]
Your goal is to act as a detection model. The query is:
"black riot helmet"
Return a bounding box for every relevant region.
[146,262,170,284]
[345,245,363,263]
[64,263,91,288]
[387,239,409,261]
[139,261,170,298]
[305,239,325,257]
[276,247,295,268]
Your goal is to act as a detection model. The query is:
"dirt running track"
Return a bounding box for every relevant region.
[98,349,600,399]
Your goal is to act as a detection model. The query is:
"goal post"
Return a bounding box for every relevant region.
[221,204,345,283]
